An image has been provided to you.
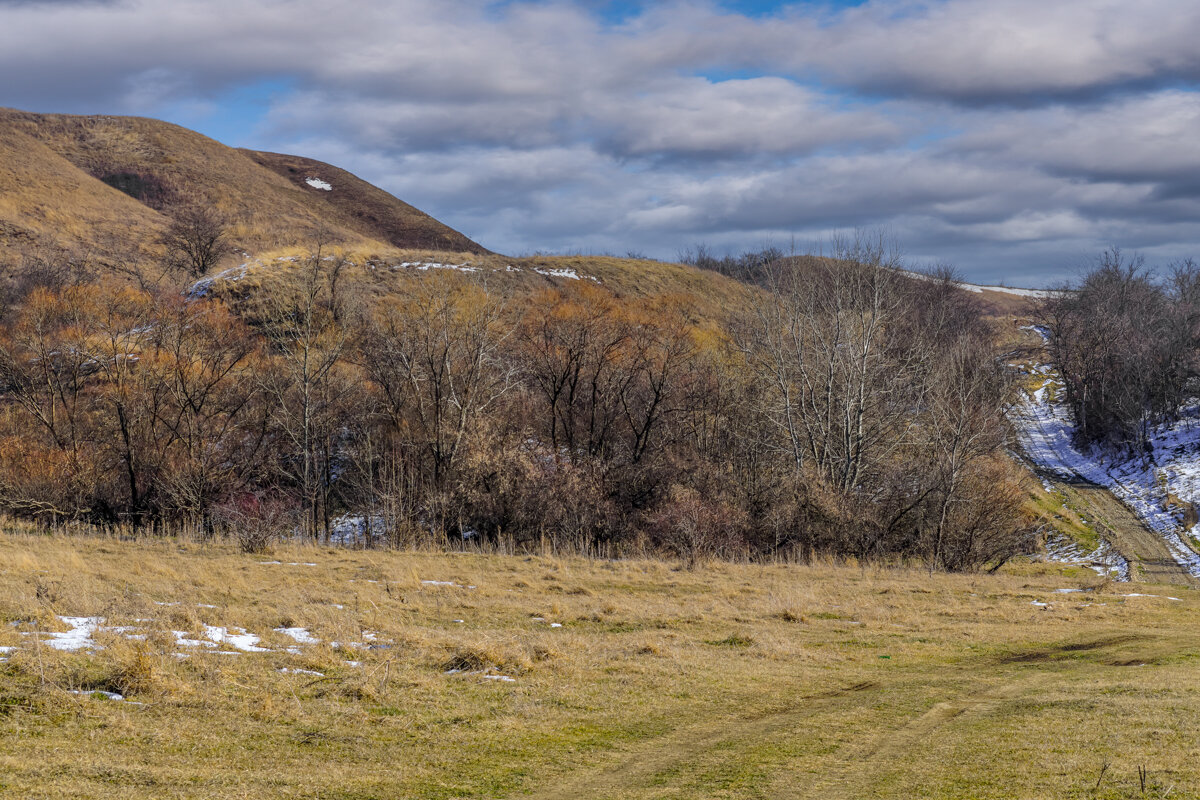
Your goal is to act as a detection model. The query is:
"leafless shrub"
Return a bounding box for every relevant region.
[214,491,299,554]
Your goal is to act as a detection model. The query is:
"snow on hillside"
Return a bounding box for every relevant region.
[187,262,251,298]
[901,270,1057,298]
[1041,534,1130,580]
[185,257,604,300]
[305,177,333,191]
[1010,326,1200,576]
[961,283,1056,298]
[395,261,480,273]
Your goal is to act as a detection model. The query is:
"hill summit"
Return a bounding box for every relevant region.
[0,108,488,268]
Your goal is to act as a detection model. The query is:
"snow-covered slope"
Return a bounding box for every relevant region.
[1010,326,1200,577]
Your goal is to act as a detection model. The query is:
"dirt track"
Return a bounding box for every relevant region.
[522,633,1173,800]
[1008,368,1200,587]
[1045,469,1200,588]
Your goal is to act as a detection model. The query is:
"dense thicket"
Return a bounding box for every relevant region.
[0,238,1030,570]
[1042,249,1200,450]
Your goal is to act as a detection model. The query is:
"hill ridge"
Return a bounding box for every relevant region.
[0,107,487,268]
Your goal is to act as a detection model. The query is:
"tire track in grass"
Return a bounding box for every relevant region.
[520,634,1165,800]
[1046,470,1199,587]
[520,681,880,800]
[518,670,1047,800]
[785,669,1056,800]
[784,632,1165,800]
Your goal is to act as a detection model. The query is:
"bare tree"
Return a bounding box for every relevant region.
[162,205,228,278]
[1042,248,1185,450]
[251,248,356,540]
[741,234,916,492]
[358,275,513,492]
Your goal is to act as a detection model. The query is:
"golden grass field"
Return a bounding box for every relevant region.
[0,530,1197,799]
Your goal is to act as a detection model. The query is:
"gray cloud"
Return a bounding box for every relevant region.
[782,0,1200,103]
[4,0,1200,283]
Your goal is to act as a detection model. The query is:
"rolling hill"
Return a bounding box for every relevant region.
[0,108,487,269]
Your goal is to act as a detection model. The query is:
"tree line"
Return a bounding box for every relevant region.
[1041,248,1200,451]
[0,234,1031,570]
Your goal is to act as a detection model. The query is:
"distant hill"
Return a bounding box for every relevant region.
[0,108,487,269]
[0,107,1039,330]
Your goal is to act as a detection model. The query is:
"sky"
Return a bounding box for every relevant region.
[3,0,1200,285]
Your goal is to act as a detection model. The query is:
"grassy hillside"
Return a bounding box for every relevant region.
[201,246,758,325]
[0,531,1195,798]
[0,108,486,267]
[245,150,487,255]
[0,119,165,262]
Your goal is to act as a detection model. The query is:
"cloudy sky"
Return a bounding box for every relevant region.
[3,0,1200,284]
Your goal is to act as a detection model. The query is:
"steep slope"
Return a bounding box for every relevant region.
[0,108,486,267]
[0,116,166,262]
[244,150,486,254]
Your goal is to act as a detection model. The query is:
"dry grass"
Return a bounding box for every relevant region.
[0,530,1196,798]
[0,116,165,265]
[211,245,757,330]
[0,108,485,270]
[0,108,758,323]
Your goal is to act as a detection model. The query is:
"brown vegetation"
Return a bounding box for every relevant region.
[0,110,1031,571]
[0,231,1030,571]
[0,531,1195,799]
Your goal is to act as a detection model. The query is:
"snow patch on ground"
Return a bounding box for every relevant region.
[275,627,318,645]
[1010,326,1200,578]
[395,261,480,273]
[421,579,476,589]
[534,267,580,280]
[900,271,1056,298]
[42,617,102,651]
[278,667,324,677]
[204,626,270,652]
[1041,534,1130,580]
[70,689,131,702]
[305,177,332,191]
[174,631,217,649]
[187,262,251,299]
[962,284,1056,298]
[445,667,517,682]
[530,267,601,283]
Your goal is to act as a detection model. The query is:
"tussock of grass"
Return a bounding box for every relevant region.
[442,639,533,675]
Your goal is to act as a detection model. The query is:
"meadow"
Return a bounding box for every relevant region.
[0,531,1196,798]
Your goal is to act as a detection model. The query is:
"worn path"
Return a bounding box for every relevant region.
[1046,468,1200,587]
[1012,390,1200,587]
[522,634,1176,799]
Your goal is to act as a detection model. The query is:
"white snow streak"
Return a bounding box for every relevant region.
[1010,326,1200,578]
